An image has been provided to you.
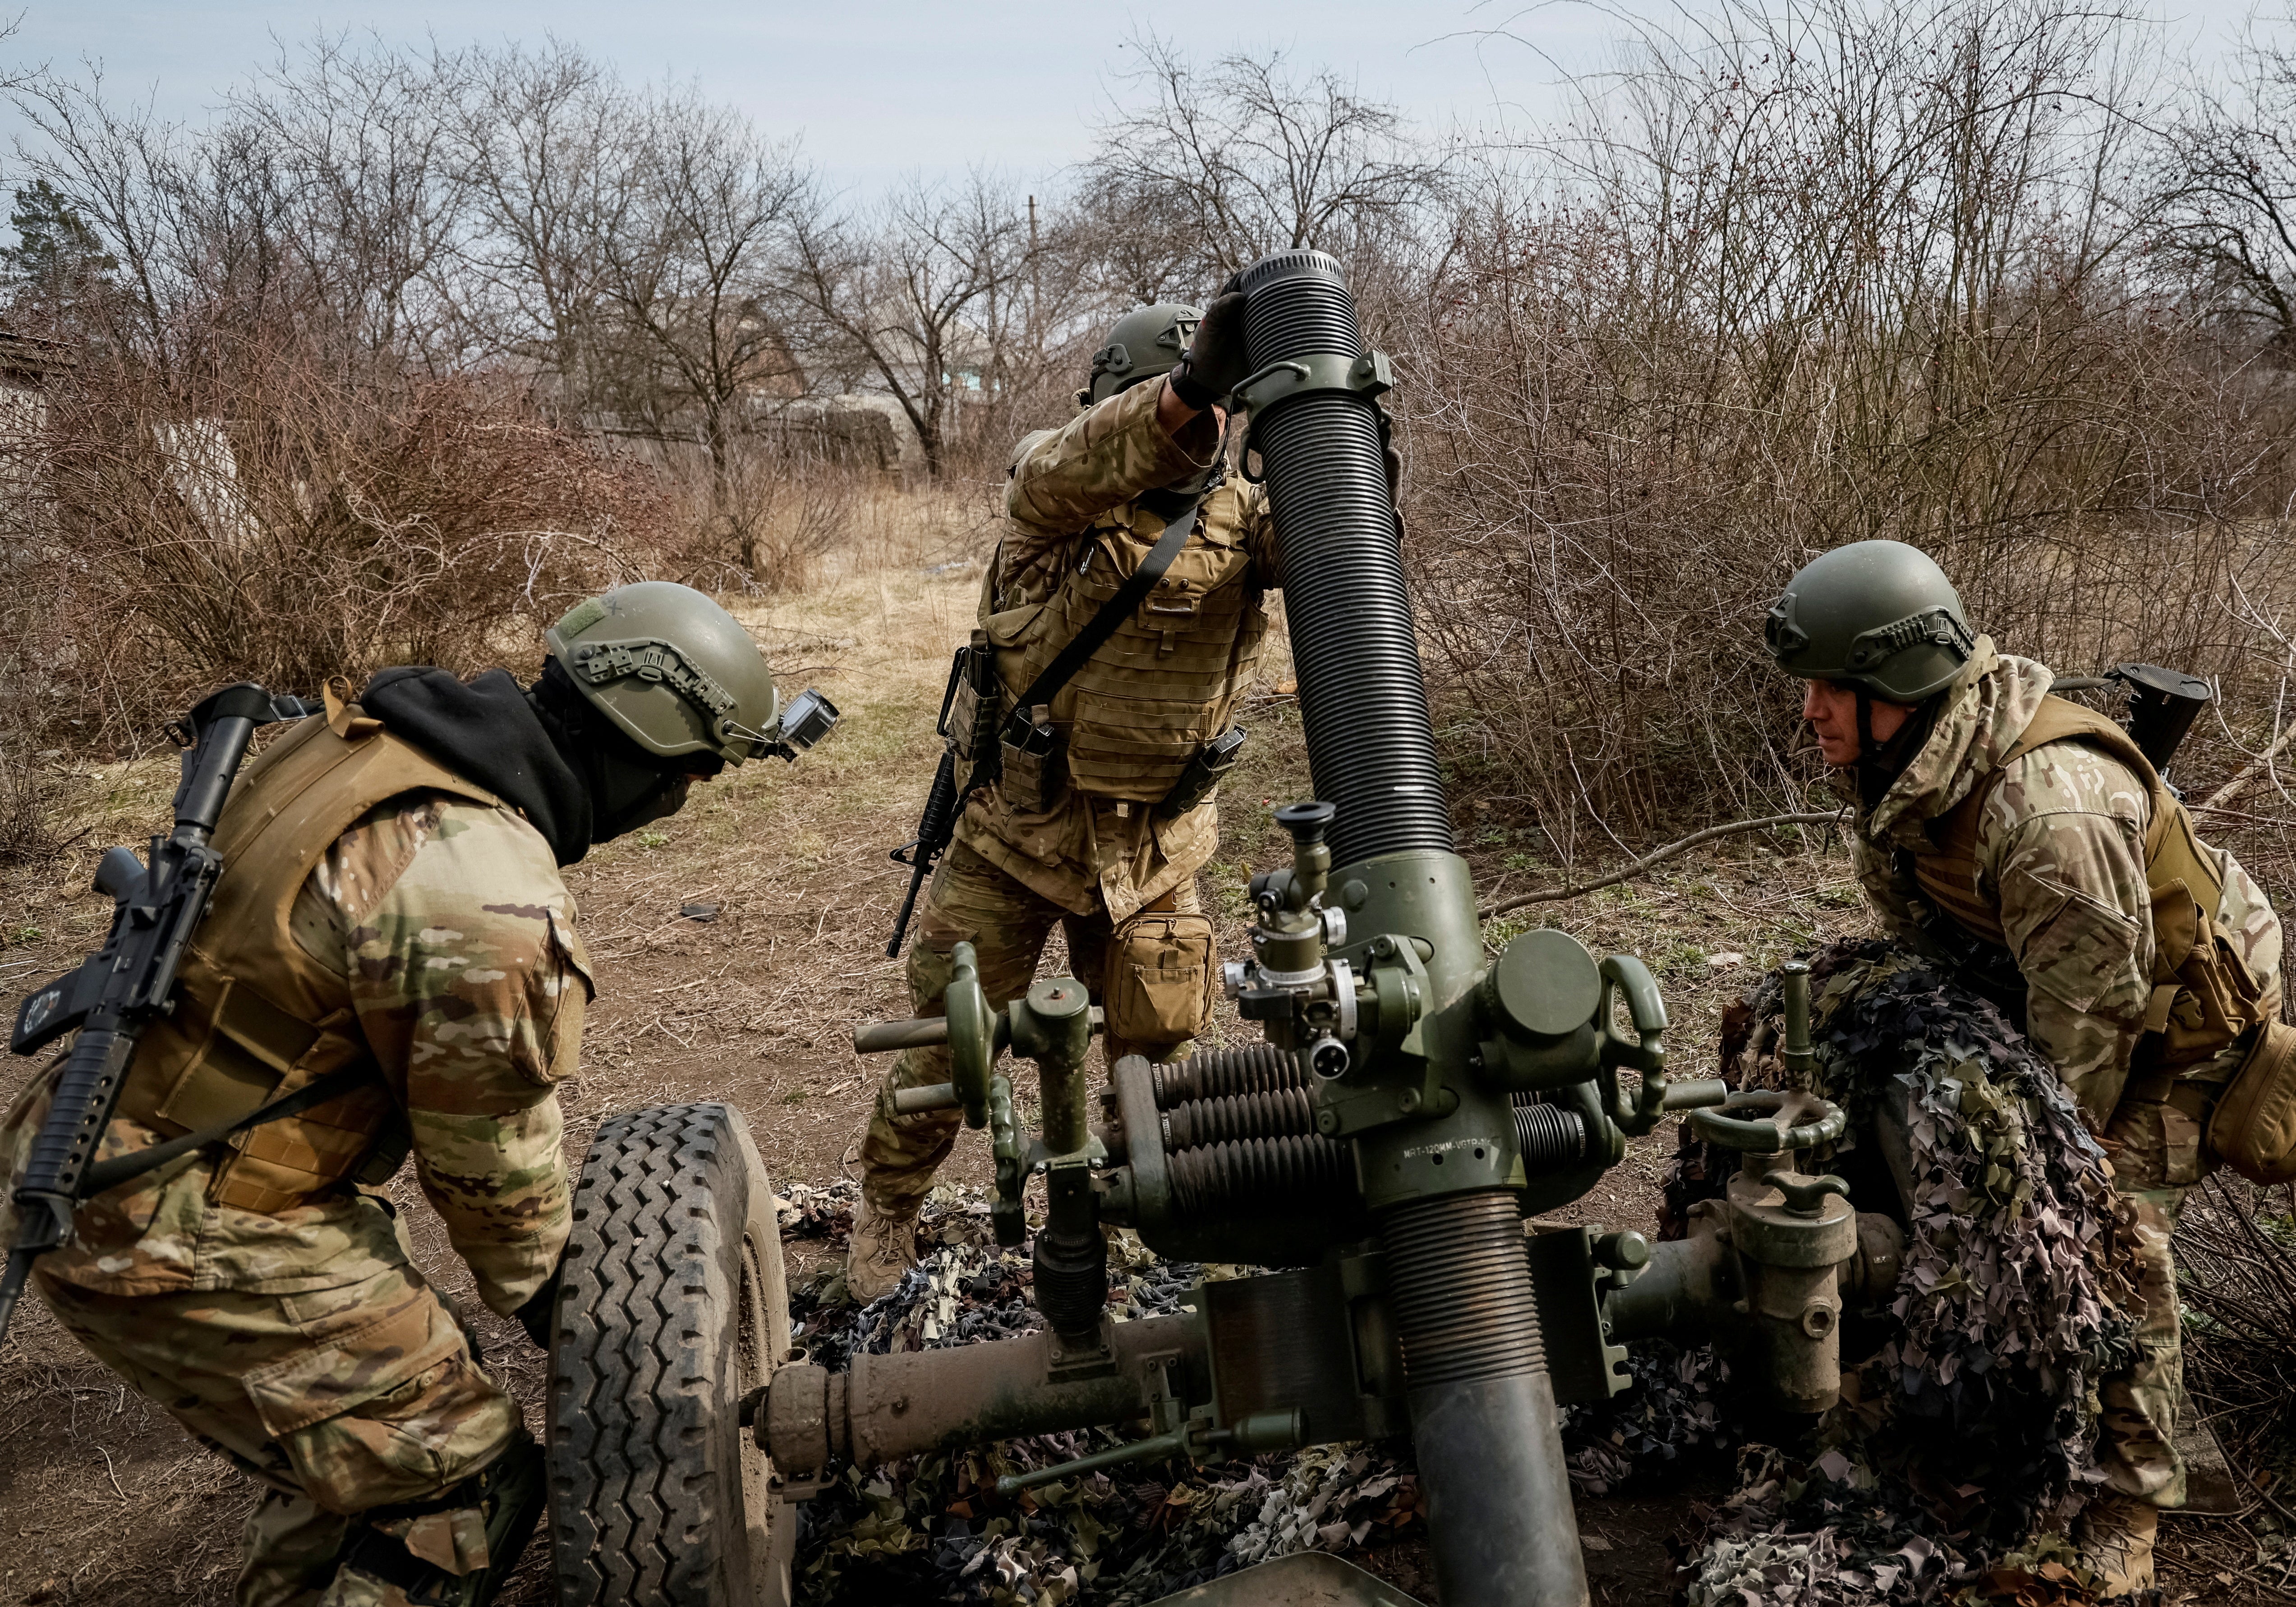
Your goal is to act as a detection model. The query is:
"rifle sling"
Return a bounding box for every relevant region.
[1004,501,1200,737]
[76,1063,376,1198]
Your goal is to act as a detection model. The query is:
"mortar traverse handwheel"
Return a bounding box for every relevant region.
[1689,1087,1848,1154]
[546,1101,796,1605]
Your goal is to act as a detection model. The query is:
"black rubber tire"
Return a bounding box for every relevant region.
[546,1102,794,1606]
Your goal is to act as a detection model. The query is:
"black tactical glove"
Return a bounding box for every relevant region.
[1167,282,1251,411]
[512,1263,562,1351]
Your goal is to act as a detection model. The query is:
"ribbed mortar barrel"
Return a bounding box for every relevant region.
[1514,1101,1592,1170]
[1238,249,1450,870]
[1149,1045,1305,1107]
[1381,1190,1589,1607]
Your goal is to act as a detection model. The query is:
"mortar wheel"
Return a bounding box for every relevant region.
[546,1102,796,1605]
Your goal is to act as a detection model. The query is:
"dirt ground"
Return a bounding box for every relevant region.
[0,527,2287,1605]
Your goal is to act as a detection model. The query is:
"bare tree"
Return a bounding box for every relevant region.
[2153,22,2296,353]
[784,169,1038,477]
[594,90,809,485]
[223,36,468,365]
[1065,167,1207,305]
[1084,35,1447,281]
[446,40,633,410]
[7,37,470,371]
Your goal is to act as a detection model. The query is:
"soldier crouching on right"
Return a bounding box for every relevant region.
[1767,540,2295,1596]
[845,290,1284,1300]
[1,583,796,1607]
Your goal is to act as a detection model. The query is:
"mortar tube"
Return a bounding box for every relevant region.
[1382,1190,1588,1607]
[1239,246,1587,1605]
[1238,249,1450,869]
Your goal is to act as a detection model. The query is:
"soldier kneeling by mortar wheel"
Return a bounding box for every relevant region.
[1768,540,2296,1597]
[0,584,819,1607]
[851,284,1407,1300]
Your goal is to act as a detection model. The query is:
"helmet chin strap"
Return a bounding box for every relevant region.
[1854,686,1945,813]
[1854,688,1892,812]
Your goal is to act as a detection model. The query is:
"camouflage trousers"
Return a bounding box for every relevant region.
[2093,1075,2224,1510]
[2096,1184,2186,1508]
[859,841,1206,1216]
[36,1257,521,1606]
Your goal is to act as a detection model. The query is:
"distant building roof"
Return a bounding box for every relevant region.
[0,328,77,387]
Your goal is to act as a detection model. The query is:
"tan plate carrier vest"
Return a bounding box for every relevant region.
[1909,695,2296,1182]
[113,700,502,1213]
[995,487,1267,806]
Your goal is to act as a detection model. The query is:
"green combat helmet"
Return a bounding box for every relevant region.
[1764,540,1976,703]
[545,580,837,764]
[1082,303,1202,405]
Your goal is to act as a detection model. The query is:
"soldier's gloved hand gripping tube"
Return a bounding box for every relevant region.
[0,685,318,1344]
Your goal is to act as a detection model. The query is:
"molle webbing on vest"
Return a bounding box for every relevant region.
[1910,695,2264,1077]
[114,711,501,1213]
[1012,498,1265,805]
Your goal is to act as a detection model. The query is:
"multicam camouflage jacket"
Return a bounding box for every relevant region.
[0,794,586,1315]
[956,375,1281,923]
[1853,639,2282,1128]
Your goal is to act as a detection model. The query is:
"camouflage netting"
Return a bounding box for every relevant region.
[1641,939,2149,1605]
[777,1183,1428,1605]
[774,941,2147,1605]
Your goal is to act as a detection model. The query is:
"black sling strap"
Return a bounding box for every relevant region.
[965,501,1201,792]
[1008,502,1200,726]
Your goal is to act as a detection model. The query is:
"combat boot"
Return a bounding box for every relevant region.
[2075,1493,2158,1598]
[847,1193,920,1303]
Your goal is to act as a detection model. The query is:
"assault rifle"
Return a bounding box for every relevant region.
[886,647,987,958]
[0,684,313,1344]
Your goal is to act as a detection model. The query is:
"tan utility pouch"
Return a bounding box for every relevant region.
[1104,906,1214,1047]
[946,631,1000,764]
[948,674,989,764]
[999,705,1067,815]
[2208,1018,2296,1184]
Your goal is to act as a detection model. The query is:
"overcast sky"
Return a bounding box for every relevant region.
[0,0,2268,194]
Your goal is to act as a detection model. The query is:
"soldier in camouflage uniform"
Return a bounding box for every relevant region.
[0,583,791,1606]
[1767,540,2286,1595]
[848,290,1291,1299]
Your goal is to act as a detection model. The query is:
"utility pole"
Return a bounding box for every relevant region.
[1028,194,1043,365]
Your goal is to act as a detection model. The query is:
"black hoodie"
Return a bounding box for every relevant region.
[359,667,595,865]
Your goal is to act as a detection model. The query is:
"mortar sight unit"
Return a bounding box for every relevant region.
[540,252,1906,1607]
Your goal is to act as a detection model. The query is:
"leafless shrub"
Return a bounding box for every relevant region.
[1397,0,2296,858]
[653,431,858,594]
[29,328,665,751]
[0,741,65,865]
[2176,1176,2296,1496]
